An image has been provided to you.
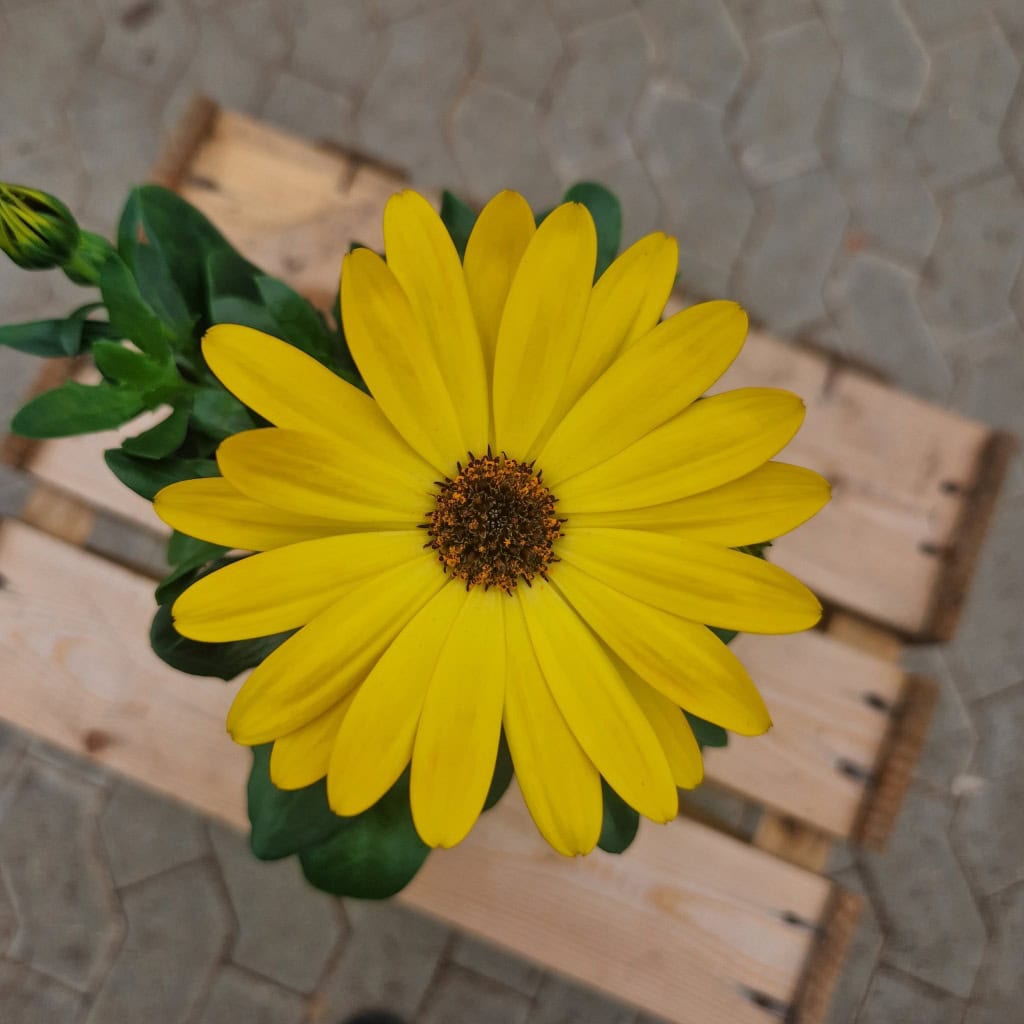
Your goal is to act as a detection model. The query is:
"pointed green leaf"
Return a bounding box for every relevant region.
[100,252,177,357]
[439,190,476,259]
[483,732,514,811]
[684,712,728,750]
[104,449,218,501]
[0,317,117,357]
[191,387,257,440]
[121,404,191,459]
[11,380,145,439]
[298,769,430,899]
[597,779,640,854]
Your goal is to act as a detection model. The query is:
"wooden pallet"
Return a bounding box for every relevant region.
[0,97,1013,1023]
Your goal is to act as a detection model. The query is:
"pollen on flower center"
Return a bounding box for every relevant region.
[422,450,564,592]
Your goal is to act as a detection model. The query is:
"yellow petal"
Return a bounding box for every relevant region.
[202,325,429,483]
[174,530,425,641]
[518,583,678,823]
[539,301,748,487]
[226,553,444,744]
[216,428,430,525]
[384,190,489,453]
[492,203,596,458]
[328,581,468,817]
[463,190,535,379]
[411,587,507,848]
[568,462,832,545]
[544,232,679,439]
[554,559,771,735]
[559,528,822,635]
[503,597,602,856]
[270,690,357,790]
[555,388,806,513]
[617,659,704,788]
[341,247,467,472]
[155,477,344,551]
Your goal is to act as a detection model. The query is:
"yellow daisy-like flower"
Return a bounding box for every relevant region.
[156,190,829,856]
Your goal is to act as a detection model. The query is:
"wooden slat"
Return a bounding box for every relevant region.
[0,519,844,1024]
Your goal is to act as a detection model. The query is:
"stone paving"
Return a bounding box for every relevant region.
[1,0,1023,1021]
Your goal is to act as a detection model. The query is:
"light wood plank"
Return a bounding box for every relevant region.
[0,519,835,1024]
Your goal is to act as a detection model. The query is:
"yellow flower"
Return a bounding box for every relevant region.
[155,190,829,856]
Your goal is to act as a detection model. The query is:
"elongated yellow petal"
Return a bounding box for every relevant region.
[341,247,467,472]
[384,191,488,453]
[202,325,429,480]
[492,203,596,457]
[328,581,468,816]
[568,462,832,545]
[555,388,806,513]
[540,301,748,487]
[154,477,345,551]
[503,597,602,856]
[559,528,822,635]
[617,658,704,788]
[217,428,430,525]
[174,531,425,641]
[411,587,507,848]
[518,583,678,823]
[270,690,357,790]
[554,559,771,734]
[541,232,679,443]
[463,191,535,379]
[226,554,444,744]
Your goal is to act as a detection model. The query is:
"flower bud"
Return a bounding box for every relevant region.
[0,182,81,271]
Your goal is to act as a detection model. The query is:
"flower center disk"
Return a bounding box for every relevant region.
[424,452,564,592]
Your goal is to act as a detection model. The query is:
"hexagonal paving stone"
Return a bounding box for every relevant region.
[418,965,532,1024]
[856,968,964,1024]
[290,0,383,95]
[823,867,883,1024]
[311,900,449,1020]
[452,82,562,208]
[827,251,952,400]
[0,961,87,1024]
[449,935,544,998]
[195,964,307,1024]
[0,755,120,992]
[634,87,753,298]
[909,22,1020,190]
[474,0,562,103]
[208,823,343,993]
[544,13,652,172]
[95,0,197,86]
[262,71,357,148]
[952,768,1024,897]
[721,0,818,38]
[545,0,634,32]
[531,972,637,1024]
[920,176,1024,335]
[638,0,746,109]
[861,783,985,997]
[819,90,939,265]
[356,7,469,186]
[86,860,230,1023]
[730,20,838,184]
[901,0,983,40]
[818,0,928,113]
[733,168,848,334]
[944,492,1024,701]
[963,883,1024,1024]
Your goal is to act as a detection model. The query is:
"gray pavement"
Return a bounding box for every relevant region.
[1,0,1023,1021]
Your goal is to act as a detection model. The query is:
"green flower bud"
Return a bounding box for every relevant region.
[63,230,115,286]
[0,182,81,271]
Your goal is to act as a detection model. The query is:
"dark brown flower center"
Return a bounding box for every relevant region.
[422,451,564,592]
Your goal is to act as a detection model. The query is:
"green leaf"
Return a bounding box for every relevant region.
[204,248,277,332]
[154,540,230,605]
[11,380,144,439]
[133,241,194,338]
[247,745,343,860]
[439,191,477,259]
[191,387,256,440]
[104,449,218,501]
[597,779,639,854]
[255,275,335,362]
[709,626,738,646]
[124,185,256,320]
[299,769,430,899]
[150,598,292,679]
[92,340,177,391]
[685,712,728,750]
[167,530,227,568]
[100,252,177,357]
[59,303,105,356]
[563,182,621,278]
[121,404,191,459]
[483,733,514,811]
[0,317,116,357]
